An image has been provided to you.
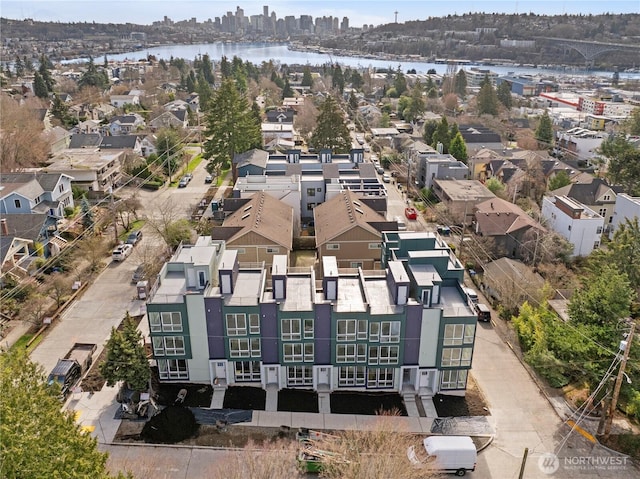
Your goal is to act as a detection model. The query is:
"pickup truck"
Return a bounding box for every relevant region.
[47,343,97,400]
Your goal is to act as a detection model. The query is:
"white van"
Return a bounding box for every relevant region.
[407,435,477,476]
[464,287,478,304]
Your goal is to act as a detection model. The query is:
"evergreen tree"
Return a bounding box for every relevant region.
[301,66,313,88]
[535,110,554,147]
[393,67,407,96]
[455,69,468,97]
[51,94,76,128]
[199,53,215,84]
[350,70,363,90]
[103,55,109,68]
[548,170,571,191]
[476,79,499,116]
[14,55,24,77]
[203,78,262,173]
[309,95,352,153]
[0,349,117,479]
[196,73,213,109]
[38,54,55,92]
[431,116,451,153]
[282,78,294,99]
[78,56,109,90]
[156,128,182,178]
[100,313,150,391]
[497,81,513,109]
[403,81,425,123]
[80,195,94,232]
[449,132,468,163]
[332,65,345,94]
[349,91,358,110]
[23,55,34,72]
[422,120,438,144]
[33,71,49,99]
[220,55,232,78]
[185,70,197,93]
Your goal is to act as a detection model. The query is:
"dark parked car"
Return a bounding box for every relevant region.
[178,177,189,188]
[126,230,143,245]
[131,264,146,284]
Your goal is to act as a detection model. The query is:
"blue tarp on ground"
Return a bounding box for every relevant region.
[188,408,253,425]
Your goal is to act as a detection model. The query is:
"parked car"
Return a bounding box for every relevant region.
[178,177,189,188]
[112,243,133,262]
[204,174,214,184]
[126,230,143,246]
[376,166,385,175]
[131,264,146,284]
[184,173,193,182]
[437,225,451,236]
[405,207,418,220]
[407,435,477,476]
[382,174,391,183]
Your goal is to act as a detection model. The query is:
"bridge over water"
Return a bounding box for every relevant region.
[536,37,640,67]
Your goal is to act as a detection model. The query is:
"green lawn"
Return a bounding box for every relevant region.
[11,333,45,354]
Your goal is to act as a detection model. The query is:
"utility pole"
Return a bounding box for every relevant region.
[110,182,118,244]
[604,322,635,439]
[458,200,469,258]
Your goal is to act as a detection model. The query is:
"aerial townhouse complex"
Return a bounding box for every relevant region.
[146,231,478,399]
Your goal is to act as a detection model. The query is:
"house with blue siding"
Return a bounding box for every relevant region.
[147,231,478,398]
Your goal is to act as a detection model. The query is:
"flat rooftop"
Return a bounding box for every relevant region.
[225,270,264,307]
[280,274,314,312]
[363,277,404,315]
[440,286,475,317]
[335,276,366,313]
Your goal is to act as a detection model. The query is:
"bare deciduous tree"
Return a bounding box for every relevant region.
[313,413,437,479]
[295,100,319,141]
[0,96,50,172]
[20,293,51,326]
[45,272,72,309]
[77,235,109,274]
[115,194,142,231]
[209,440,303,479]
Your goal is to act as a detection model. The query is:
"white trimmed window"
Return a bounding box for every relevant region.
[336,344,357,363]
[250,338,261,357]
[304,319,314,339]
[443,324,464,346]
[441,347,472,367]
[249,314,260,334]
[229,338,250,358]
[369,322,380,342]
[380,321,401,343]
[287,366,313,386]
[226,313,247,336]
[152,336,185,356]
[158,359,189,380]
[464,324,475,344]
[369,345,399,365]
[234,361,261,382]
[367,367,394,388]
[337,319,367,341]
[326,243,340,250]
[338,366,366,386]
[368,243,381,249]
[149,311,182,333]
[283,343,303,362]
[441,369,468,389]
[266,247,279,254]
[282,318,301,340]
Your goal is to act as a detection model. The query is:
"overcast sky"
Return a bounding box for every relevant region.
[2,1,639,27]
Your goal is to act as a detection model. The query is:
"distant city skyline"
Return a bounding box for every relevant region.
[2,1,639,28]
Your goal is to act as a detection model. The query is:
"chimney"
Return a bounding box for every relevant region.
[0,218,8,236]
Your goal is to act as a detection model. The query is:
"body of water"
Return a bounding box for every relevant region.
[78,42,639,80]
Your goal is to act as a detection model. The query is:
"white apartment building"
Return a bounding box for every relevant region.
[610,193,640,239]
[541,195,604,257]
